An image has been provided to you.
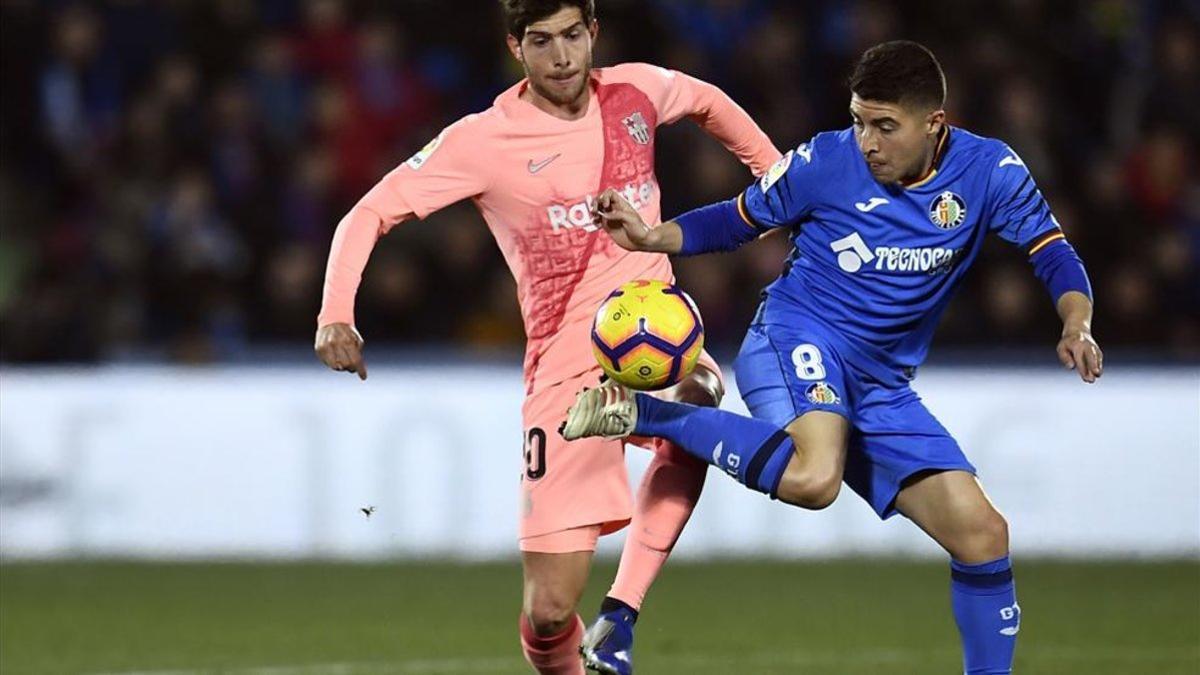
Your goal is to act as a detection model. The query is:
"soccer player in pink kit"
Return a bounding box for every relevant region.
[314,2,780,672]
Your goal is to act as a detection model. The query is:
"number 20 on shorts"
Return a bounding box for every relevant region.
[523,427,546,481]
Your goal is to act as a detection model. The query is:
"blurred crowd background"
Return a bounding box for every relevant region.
[1,0,1196,364]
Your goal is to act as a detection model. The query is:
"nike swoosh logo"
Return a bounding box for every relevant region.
[711,441,723,465]
[855,197,889,212]
[998,155,1024,168]
[528,154,561,174]
[999,625,1019,636]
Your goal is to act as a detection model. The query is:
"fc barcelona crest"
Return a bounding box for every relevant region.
[928,191,967,229]
[622,112,650,145]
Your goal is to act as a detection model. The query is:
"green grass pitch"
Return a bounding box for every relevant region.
[1,560,1196,674]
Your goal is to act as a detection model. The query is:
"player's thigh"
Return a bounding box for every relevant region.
[737,324,850,443]
[735,323,851,498]
[894,470,1008,560]
[784,411,851,464]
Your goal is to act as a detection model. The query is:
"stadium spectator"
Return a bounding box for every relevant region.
[1,0,1196,363]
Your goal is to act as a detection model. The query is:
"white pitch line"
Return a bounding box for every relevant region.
[87,644,1200,675]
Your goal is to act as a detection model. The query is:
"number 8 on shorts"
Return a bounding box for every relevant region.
[791,343,826,380]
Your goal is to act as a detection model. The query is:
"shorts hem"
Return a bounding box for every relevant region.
[518,517,631,553]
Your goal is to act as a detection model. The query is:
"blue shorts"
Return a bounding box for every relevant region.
[733,322,975,519]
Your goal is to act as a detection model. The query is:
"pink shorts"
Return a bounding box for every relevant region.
[517,353,721,549]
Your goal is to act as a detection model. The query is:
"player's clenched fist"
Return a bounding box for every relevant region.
[315,322,368,381]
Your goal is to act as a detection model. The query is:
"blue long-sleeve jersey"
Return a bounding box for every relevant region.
[724,126,1077,375]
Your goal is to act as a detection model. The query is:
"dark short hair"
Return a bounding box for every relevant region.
[500,0,595,39]
[849,40,946,110]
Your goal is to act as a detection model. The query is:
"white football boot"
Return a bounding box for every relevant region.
[561,383,639,441]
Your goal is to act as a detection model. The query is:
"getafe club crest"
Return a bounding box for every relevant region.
[805,382,842,405]
[929,191,967,229]
[622,111,650,145]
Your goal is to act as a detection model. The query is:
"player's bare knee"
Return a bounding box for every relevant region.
[524,593,577,636]
[950,510,1010,562]
[979,511,1010,556]
[800,473,842,510]
[776,466,841,510]
[527,612,573,637]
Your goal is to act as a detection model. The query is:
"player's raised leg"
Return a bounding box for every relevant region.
[895,471,1019,675]
[582,364,721,674]
[563,383,850,509]
[563,325,853,509]
[520,544,592,675]
[563,324,855,508]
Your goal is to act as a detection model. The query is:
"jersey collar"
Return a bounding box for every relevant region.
[900,126,951,189]
[495,71,600,123]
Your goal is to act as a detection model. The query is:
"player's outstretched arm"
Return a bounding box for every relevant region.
[594,186,771,258]
[1054,291,1103,383]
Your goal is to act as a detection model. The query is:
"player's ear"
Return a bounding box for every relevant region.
[506,33,523,63]
[927,109,946,136]
[589,18,599,41]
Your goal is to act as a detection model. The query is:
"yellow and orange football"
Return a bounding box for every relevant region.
[591,280,705,390]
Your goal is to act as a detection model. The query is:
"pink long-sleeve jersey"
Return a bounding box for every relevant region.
[318,62,781,394]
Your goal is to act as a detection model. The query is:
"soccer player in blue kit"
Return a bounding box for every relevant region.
[562,41,1103,673]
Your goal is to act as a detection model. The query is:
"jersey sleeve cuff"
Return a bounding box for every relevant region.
[1029,236,1093,302]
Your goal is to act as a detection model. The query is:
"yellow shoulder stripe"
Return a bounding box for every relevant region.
[1028,231,1065,256]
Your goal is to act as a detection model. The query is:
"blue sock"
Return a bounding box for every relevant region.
[950,555,1020,674]
[633,394,794,496]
